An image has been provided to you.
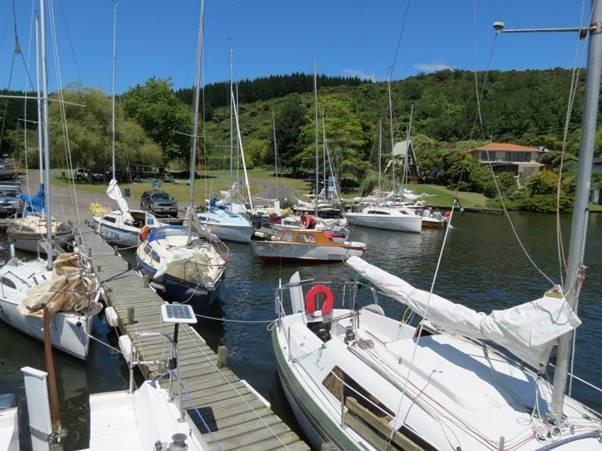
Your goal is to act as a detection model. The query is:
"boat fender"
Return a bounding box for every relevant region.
[305,284,334,317]
[362,304,385,316]
[105,306,119,327]
[118,335,133,365]
[139,225,151,242]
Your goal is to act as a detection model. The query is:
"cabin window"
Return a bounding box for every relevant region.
[367,210,389,215]
[144,243,152,256]
[297,233,316,244]
[103,216,116,223]
[322,366,393,418]
[1,277,16,289]
[198,216,207,222]
[280,232,294,242]
[150,251,161,263]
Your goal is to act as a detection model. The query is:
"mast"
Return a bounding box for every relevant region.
[387,75,396,195]
[272,108,279,199]
[378,119,382,195]
[313,60,319,215]
[230,88,254,212]
[229,43,234,189]
[402,104,414,189]
[550,0,602,422]
[188,0,205,221]
[34,16,43,184]
[111,1,118,180]
[40,0,52,270]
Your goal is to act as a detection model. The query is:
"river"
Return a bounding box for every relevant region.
[1,211,601,450]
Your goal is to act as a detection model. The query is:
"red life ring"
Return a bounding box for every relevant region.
[305,284,334,316]
[139,225,151,242]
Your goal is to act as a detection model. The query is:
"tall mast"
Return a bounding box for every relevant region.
[40,0,52,270]
[387,74,396,195]
[402,104,414,189]
[272,108,279,199]
[229,43,234,189]
[111,1,118,180]
[189,0,205,215]
[551,0,602,422]
[313,60,319,215]
[230,88,254,212]
[378,119,382,195]
[34,16,43,184]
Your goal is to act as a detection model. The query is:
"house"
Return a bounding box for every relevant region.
[593,156,602,173]
[468,143,545,178]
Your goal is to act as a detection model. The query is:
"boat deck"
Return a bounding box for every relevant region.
[78,225,308,451]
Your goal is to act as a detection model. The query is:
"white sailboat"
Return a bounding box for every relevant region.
[344,205,422,233]
[0,394,18,451]
[0,5,101,360]
[138,1,228,311]
[273,7,602,449]
[93,5,161,247]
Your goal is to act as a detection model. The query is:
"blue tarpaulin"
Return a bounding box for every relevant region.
[21,183,45,216]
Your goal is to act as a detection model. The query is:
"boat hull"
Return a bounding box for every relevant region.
[206,223,253,244]
[0,297,92,359]
[7,229,73,254]
[421,217,446,229]
[96,219,140,247]
[137,259,221,313]
[252,242,363,262]
[344,213,421,232]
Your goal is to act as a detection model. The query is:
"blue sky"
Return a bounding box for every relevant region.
[0,0,590,93]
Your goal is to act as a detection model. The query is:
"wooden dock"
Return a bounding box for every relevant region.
[77,225,308,451]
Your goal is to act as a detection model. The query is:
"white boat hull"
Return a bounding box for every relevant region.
[96,219,140,247]
[0,395,18,451]
[205,223,253,244]
[344,213,421,232]
[0,297,92,359]
[252,241,364,262]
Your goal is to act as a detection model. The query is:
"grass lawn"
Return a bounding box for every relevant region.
[405,184,489,208]
[53,168,309,204]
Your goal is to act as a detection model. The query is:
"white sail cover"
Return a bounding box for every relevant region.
[106,179,133,222]
[347,257,581,367]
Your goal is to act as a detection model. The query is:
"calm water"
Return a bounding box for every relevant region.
[1,212,601,450]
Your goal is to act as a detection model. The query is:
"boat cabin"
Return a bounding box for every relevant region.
[273,229,341,246]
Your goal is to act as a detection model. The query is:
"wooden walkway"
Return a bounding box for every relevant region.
[77,225,308,451]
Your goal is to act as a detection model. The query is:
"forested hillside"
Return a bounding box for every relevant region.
[1,68,599,211]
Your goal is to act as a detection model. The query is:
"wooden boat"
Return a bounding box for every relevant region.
[344,206,422,233]
[252,228,365,262]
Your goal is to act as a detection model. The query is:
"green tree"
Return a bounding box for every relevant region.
[268,95,307,174]
[122,78,192,160]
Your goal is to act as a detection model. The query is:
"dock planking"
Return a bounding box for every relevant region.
[79,225,308,450]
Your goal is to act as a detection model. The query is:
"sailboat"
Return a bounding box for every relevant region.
[93,5,161,247]
[273,8,602,450]
[0,5,101,360]
[197,78,254,244]
[0,394,18,451]
[138,0,228,310]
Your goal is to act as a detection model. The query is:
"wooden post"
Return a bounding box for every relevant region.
[127,307,135,325]
[43,307,62,439]
[217,345,228,368]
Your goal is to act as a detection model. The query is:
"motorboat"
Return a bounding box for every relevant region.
[7,213,73,254]
[0,394,18,451]
[252,228,365,262]
[0,252,101,359]
[272,261,601,450]
[137,224,228,310]
[197,205,254,244]
[344,206,422,233]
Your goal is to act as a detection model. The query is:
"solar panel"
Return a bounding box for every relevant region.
[161,303,197,324]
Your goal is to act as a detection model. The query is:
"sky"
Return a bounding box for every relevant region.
[0,0,591,94]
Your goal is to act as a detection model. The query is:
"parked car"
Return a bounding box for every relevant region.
[0,184,21,217]
[140,190,178,217]
[75,168,104,182]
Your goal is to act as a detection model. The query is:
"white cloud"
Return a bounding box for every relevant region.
[342,68,377,82]
[413,62,452,73]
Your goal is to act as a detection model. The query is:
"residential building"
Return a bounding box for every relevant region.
[468,143,545,177]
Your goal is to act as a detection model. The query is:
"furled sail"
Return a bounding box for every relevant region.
[347,256,581,368]
[106,179,133,222]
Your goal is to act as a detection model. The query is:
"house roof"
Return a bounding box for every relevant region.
[470,143,540,153]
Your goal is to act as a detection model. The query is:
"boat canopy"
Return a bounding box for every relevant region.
[21,183,45,216]
[106,179,133,222]
[347,256,581,368]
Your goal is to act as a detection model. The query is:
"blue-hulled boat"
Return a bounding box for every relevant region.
[197,204,254,244]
